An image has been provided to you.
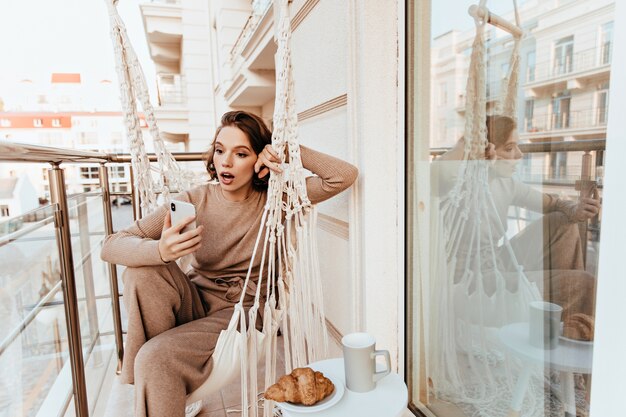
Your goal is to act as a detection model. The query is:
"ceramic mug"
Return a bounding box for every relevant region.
[529,301,562,349]
[342,332,391,392]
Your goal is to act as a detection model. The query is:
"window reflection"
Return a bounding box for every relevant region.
[410,1,613,416]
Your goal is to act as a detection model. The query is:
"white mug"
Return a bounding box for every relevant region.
[342,333,391,392]
[529,301,562,349]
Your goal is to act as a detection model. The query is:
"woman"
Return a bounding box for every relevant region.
[437,115,599,318]
[101,111,358,417]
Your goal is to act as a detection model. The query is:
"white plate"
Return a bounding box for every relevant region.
[276,373,345,414]
[559,322,593,346]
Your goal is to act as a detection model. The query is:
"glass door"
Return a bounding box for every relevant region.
[407,1,614,416]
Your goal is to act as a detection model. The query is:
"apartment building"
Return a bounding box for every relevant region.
[432,0,613,187]
[0,73,159,199]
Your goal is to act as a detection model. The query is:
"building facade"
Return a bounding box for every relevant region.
[431,0,613,184]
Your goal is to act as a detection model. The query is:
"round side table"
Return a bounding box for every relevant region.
[279,358,408,417]
[499,322,593,417]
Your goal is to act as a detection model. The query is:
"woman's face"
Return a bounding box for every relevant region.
[493,129,523,177]
[213,125,259,201]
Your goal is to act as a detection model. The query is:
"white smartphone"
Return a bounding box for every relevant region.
[169,200,197,233]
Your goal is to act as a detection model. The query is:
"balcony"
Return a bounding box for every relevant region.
[0,139,606,416]
[521,107,608,141]
[139,0,182,74]
[154,73,189,145]
[524,44,611,96]
[222,0,276,107]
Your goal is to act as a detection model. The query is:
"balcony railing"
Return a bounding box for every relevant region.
[0,142,205,417]
[228,0,273,64]
[523,107,609,134]
[156,73,186,106]
[526,43,612,84]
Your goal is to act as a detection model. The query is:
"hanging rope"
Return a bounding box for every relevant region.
[106,0,195,214]
[107,1,329,414]
[428,2,550,416]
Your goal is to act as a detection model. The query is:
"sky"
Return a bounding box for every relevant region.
[432,0,524,38]
[0,0,156,106]
[0,0,521,108]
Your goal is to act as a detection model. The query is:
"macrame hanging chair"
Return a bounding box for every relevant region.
[106,1,328,416]
[428,1,546,415]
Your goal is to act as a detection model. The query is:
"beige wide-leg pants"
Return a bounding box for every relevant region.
[121,263,245,417]
[509,212,596,319]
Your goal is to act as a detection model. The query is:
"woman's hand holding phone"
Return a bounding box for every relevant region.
[158,211,204,263]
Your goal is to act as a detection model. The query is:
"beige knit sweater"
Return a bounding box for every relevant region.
[101,146,357,306]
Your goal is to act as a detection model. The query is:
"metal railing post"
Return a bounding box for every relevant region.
[129,166,142,221]
[77,193,102,366]
[48,163,89,417]
[99,164,125,374]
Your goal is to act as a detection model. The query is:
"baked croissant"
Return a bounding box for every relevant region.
[563,313,594,341]
[264,367,335,405]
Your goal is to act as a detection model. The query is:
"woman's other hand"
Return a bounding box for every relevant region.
[158,211,204,263]
[254,145,283,178]
[571,196,601,222]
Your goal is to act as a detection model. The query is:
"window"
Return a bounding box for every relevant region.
[0,119,10,127]
[500,62,510,79]
[52,119,61,128]
[79,166,99,180]
[33,118,43,127]
[553,35,574,75]
[0,205,9,217]
[597,83,610,125]
[438,118,447,143]
[78,132,97,145]
[552,93,571,129]
[524,99,535,131]
[42,168,48,181]
[110,166,126,179]
[438,82,447,106]
[600,21,613,65]
[526,50,536,82]
[111,132,122,145]
[408,2,611,417]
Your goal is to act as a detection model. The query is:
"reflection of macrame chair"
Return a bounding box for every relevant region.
[106,1,328,416]
[428,1,544,415]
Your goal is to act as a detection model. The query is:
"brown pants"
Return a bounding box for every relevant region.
[121,263,239,417]
[509,212,596,319]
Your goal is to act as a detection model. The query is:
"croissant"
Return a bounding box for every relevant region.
[264,367,335,405]
[563,313,594,341]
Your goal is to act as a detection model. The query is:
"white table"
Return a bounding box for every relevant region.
[499,322,593,416]
[279,358,408,417]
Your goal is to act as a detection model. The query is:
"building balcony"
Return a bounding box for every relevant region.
[223,70,276,107]
[222,0,276,107]
[154,73,189,146]
[524,44,611,96]
[520,108,608,141]
[139,1,183,74]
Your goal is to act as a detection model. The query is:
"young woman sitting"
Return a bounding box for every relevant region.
[101,110,358,417]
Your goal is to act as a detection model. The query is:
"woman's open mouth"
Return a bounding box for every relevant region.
[220,172,235,185]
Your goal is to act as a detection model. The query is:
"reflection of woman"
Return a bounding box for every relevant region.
[438,115,600,320]
[101,111,358,417]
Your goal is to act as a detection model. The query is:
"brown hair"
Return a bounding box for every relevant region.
[204,111,273,191]
[486,115,516,147]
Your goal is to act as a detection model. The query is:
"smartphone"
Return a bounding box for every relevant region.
[169,200,197,233]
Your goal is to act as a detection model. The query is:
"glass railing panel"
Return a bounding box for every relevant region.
[0,204,72,417]
[65,189,118,415]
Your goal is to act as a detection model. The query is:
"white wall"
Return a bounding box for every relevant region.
[589,1,626,415]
